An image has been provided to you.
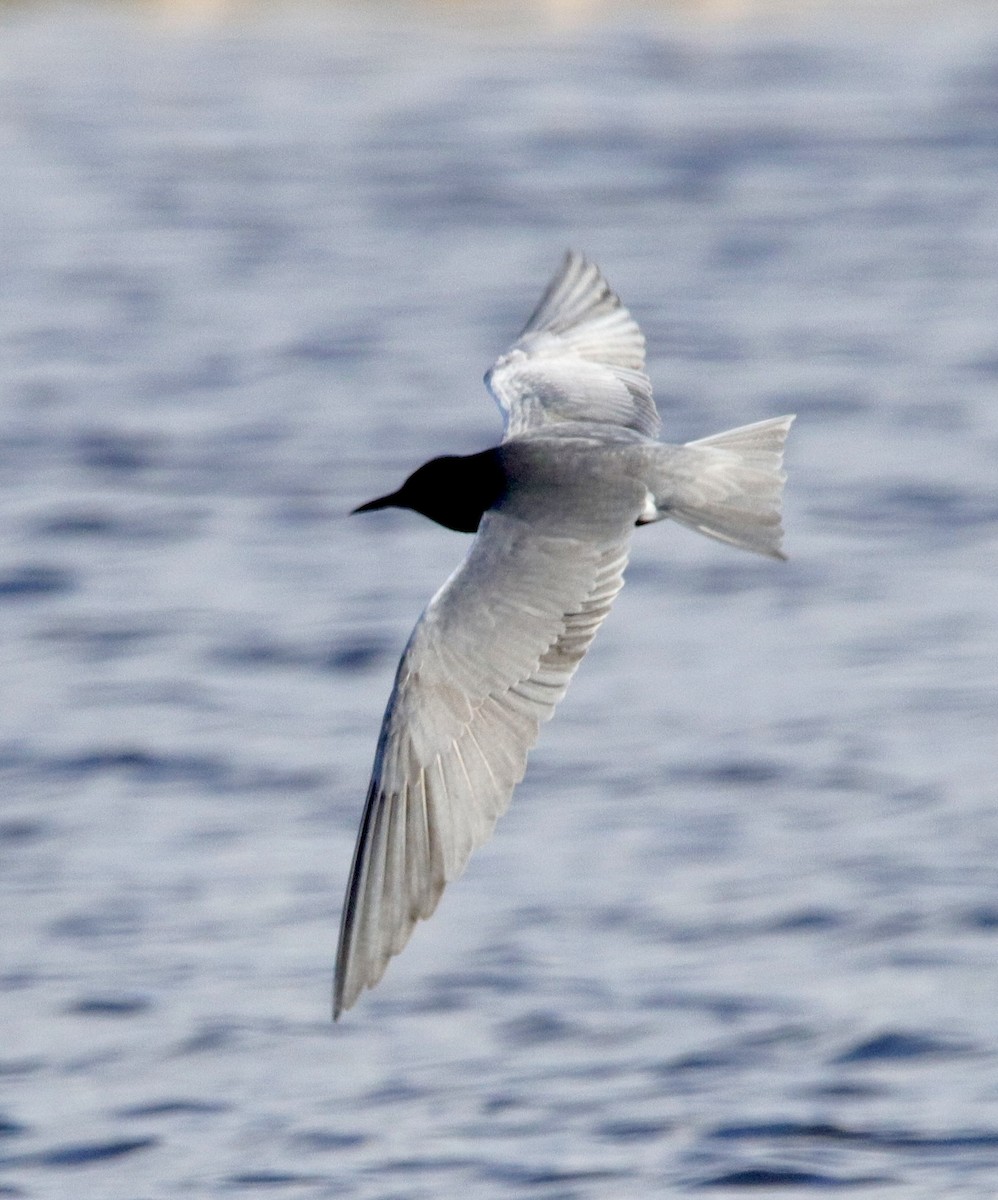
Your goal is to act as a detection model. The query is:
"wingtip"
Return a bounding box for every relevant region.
[332,975,351,1021]
[545,248,601,297]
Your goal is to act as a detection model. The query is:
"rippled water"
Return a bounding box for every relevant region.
[2,2,998,1195]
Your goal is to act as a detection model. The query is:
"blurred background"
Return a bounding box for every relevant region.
[2,1,998,1196]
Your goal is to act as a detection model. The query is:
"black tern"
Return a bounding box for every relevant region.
[336,252,794,1017]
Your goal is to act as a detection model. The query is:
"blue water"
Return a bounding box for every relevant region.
[2,2,998,1195]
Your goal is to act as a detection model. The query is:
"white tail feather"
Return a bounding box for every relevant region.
[653,415,795,559]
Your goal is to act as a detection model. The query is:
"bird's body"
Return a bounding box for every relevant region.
[336,253,794,1017]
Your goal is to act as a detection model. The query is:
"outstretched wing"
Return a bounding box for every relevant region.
[334,510,632,1017]
[485,251,659,440]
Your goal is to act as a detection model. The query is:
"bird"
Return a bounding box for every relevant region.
[335,251,794,1018]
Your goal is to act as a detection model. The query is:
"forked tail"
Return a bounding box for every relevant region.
[653,415,795,559]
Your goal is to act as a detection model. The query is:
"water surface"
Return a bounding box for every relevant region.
[2,3,998,1195]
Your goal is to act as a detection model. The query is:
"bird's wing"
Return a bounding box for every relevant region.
[485,251,659,440]
[334,510,632,1016]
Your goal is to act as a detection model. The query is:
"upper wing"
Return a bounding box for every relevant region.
[334,510,632,1017]
[485,251,659,440]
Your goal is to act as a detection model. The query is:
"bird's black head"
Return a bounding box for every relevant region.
[352,449,506,534]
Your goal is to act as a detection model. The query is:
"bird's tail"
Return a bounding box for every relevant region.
[652,415,795,559]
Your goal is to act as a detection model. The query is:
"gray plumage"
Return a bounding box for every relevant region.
[336,252,794,1018]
